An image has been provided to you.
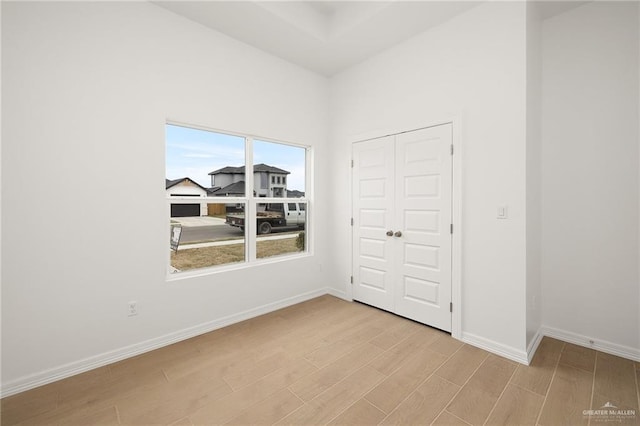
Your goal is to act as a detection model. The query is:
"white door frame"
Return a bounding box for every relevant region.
[349,118,462,340]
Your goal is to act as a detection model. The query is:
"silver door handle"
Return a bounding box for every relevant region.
[394,231,402,237]
[386,230,394,237]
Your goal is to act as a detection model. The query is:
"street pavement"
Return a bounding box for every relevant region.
[176,233,297,250]
[170,215,300,250]
[171,216,225,227]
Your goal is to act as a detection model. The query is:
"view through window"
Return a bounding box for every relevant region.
[166,124,308,273]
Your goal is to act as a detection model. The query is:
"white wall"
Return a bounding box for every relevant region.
[526,2,543,352]
[329,2,529,359]
[541,2,639,356]
[1,2,330,393]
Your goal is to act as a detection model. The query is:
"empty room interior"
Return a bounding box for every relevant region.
[1,0,639,425]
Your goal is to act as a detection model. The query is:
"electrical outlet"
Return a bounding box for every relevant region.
[128,301,138,317]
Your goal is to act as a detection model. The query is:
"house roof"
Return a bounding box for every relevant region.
[165,177,208,192]
[209,181,246,196]
[208,163,290,175]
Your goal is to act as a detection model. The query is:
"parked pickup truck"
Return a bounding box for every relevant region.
[226,202,306,234]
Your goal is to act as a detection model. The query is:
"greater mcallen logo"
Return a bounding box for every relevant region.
[584,402,637,423]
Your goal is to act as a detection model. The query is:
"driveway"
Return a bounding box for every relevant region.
[170,216,226,227]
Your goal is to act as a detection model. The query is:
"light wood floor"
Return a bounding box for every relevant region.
[2,295,639,425]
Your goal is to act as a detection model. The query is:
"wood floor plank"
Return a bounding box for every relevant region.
[380,375,460,425]
[274,295,337,321]
[427,334,464,357]
[538,364,592,426]
[365,347,448,414]
[6,369,164,426]
[226,389,304,425]
[116,368,233,425]
[510,336,563,396]
[432,411,471,425]
[276,366,385,425]
[367,326,441,375]
[368,318,424,351]
[222,350,295,391]
[189,358,316,425]
[169,417,194,426]
[592,352,639,413]
[327,399,387,425]
[303,319,386,368]
[0,382,59,426]
[279,304,380,360]
[485,384,544,425]
[56,369,168,417]
[289,342,384,402]
[109,339,200,380]
[446,355,517,425]
[12,403,120,426]
[435,344,488,386]
[559,343,596,373]
[48,404,119,426]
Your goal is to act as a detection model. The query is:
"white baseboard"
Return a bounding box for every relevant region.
[0,288,329,398]
[326,287,349,301]
[461,332,529,365]
[540,326,640,362]
[526,329,544,365]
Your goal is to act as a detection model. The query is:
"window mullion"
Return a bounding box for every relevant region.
[245,137,256,262]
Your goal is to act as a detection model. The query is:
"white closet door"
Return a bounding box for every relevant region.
[352,124,453,332]
[394,124,452,331]
[352,136,395,311]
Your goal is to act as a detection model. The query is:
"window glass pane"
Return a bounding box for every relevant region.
[170,202,245,272]
[256,202,306,260]
[167,123,247,273]
[253,140,305,198]
[166,124,245,197]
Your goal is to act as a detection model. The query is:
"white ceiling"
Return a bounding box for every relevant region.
[154,1,479,76]
[153,1,588,77]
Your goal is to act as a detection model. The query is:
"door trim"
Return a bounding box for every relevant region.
[349,118,463,340]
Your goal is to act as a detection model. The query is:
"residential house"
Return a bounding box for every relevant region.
[209,163,290,198]
[165,178,208,217]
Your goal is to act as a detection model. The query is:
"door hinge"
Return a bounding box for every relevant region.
[450,144,454,155]
[351,159,354,168]
[351,218,354,226]
[450,302,453,313]
[350,275,353,284]
[450,224,453,234]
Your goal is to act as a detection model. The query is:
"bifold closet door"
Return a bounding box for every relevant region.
[394,125,452,331]
[352,124,452,332]
[352,136,395,312]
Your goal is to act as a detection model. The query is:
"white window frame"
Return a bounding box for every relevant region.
[166,122,312,280]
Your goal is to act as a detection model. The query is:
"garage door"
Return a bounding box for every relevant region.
[171,204,200,217]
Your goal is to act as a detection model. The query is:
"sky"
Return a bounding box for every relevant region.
[166,124,306,192]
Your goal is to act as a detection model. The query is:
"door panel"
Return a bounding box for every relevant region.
[352,124,453,332]
[352,137,395,311]
[395,125,452,331]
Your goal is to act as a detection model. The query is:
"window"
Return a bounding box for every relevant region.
[166,123,309,275]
